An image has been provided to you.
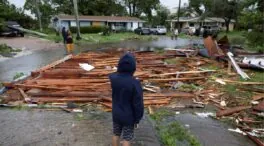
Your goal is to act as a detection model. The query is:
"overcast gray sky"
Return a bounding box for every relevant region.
[8,0,189,13]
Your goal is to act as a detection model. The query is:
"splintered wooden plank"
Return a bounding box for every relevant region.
[148,77,205,82]
[33,54,73,74]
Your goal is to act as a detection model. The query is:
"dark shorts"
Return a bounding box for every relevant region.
[113,122,134,141]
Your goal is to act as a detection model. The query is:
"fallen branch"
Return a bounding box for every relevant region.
[216,106,251,117]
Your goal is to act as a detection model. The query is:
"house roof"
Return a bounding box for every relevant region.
[56,15,145,22]
[167,17,235,23]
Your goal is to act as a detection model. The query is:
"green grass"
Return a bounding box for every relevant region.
[74,113,86,121]
[80,32,158,43]
[0,44,21,56]
[45,34,61,43]
[246,71,264,82]
[157,122,201,146]
[150,109,201,146]
[150,109,174,123]
[45,32,158,44]
[218,31,263,52]
[13,72,24,80]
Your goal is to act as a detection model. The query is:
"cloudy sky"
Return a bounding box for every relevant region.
[8,0,189,13]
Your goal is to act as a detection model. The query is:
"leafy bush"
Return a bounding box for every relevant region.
[0,19,6,32]
[247,31,264,51]
[102,27,110,36]
[70,26,106,34]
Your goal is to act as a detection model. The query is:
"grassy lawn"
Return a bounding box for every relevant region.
[218,31,263,52]
[45,32,158,44]
[150,109,201,146]
[166,32,200,39]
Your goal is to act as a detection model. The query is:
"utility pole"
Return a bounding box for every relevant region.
[36,0,43,32]
[73,0,81,40]
[177,0,181,32]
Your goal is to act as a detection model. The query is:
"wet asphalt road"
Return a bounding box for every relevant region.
[0,109,160,146]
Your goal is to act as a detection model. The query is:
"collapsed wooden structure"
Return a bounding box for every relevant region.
[3,50,215,110]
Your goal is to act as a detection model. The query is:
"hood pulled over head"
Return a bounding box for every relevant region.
[117,53,136,75]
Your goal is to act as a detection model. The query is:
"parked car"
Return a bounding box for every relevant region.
[134,27,151,35]
[150,26,167,35]
[0,21,24,37]
[200,25,220,35]
[181,27,196,35]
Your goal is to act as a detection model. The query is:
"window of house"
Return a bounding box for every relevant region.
[80,21,91,27]
[70,21,76,27]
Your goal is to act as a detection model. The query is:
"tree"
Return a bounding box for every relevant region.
[52,0,127,16]
[189,0,241,32]
[239,0,264,32]
[188,0,213,17]
[213,0,240,32]
[0,0,36,29]
[153,4,170,26]
[24,0,55,29]
[125,0,160,21]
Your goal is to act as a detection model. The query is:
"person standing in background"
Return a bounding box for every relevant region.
[66,30,74,54]
[61,27,67,44]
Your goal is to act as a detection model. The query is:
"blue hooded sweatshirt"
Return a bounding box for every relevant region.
[109,53,144,126]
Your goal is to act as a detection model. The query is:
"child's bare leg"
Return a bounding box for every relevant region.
[112,135,120,146]
[122,140,131,146]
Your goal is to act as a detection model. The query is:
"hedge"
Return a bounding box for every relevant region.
[247,31,264,47]
[70,26,107,34]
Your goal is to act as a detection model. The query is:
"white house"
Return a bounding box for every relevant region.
[52,14,145,31]
[166,17,235,31]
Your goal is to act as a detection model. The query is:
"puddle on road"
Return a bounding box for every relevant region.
[0,37,202,82]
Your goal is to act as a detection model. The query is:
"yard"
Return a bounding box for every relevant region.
[218,31,263,52]
[45,32,158,45]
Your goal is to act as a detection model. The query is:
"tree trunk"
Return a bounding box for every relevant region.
[128,2,132,16]
[36,0,42,32]
[225,19,230,33]
[177,0,181,32]
[132,3,136,16]
[73,0,81,40]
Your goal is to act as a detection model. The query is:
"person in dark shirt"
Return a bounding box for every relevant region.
[66,30,74,54]
[61,27,67,44]
[109,53,144,146]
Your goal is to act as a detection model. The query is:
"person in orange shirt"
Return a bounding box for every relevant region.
[66,30,74,54]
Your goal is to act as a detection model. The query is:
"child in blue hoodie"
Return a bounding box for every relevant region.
[109,53,144,146]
